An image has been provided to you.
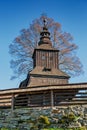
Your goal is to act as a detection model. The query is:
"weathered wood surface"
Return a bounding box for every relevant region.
[0,83,87,108]
[0,83,87,95]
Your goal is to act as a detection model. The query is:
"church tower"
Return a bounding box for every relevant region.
[27,19,70,87]
[33,19,59,70]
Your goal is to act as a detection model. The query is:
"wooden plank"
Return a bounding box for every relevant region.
[51,90,54,107]
[11,94,15,111]
[0,83,87,95]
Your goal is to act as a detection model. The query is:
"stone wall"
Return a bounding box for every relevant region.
[0,105,87,129]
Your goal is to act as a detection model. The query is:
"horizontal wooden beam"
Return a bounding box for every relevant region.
[0,83,87,95]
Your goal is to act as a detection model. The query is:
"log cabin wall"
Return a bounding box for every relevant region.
[0,83,87,109]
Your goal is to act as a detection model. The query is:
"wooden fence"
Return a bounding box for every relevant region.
[0,83,87,111]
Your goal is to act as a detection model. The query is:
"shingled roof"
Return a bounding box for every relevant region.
[30,66,70,78]
[36,43,56,50]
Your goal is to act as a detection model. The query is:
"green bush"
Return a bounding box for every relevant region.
[39,115,50,125]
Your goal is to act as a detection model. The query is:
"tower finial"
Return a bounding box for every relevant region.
[38,18,52,46]
[43,18,47,27]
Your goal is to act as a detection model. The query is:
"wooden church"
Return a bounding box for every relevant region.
[17,20,80,107]
[0,20,87,108]
[19,20,70,88]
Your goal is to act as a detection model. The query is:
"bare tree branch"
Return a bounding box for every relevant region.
[9,14,83,79]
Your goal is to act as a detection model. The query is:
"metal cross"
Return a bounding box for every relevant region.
[43,19,47,27]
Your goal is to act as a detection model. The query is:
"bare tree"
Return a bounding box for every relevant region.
[9,14,83,79]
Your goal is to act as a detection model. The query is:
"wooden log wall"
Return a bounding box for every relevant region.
[0,83,87,110]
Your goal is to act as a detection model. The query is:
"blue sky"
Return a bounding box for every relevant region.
[0,0,87,89]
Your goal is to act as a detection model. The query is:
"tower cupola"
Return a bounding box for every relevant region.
[38,19,52,46]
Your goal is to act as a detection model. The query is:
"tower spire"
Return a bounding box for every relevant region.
[38,19,52,46]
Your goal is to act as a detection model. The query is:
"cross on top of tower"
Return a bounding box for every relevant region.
[40,19,50,38]
[38,18,52,46]
[43,18,47,27]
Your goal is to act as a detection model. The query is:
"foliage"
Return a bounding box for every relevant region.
[43,127,87,130]
[39,115,50,125]
[0,127,87,130]
[1,128,9,130]
[9,14,83,79]
[58,112,79,128]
